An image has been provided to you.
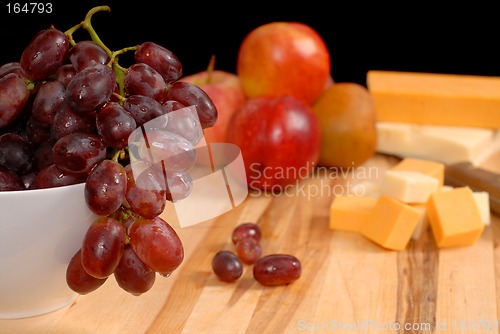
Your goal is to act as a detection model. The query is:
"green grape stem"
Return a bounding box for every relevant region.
[64,5,133,97]
[81,6,112,56]
[109,46,139,97]
[111,149,126,163]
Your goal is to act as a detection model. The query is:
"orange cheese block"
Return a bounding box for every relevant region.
[391,157,445,186]
[426,186,484,248]
[367,70,500,128]
[361,195,423,251]
[329,196,377,233]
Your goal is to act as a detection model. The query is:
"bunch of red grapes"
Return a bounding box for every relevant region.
[0,6,217,295]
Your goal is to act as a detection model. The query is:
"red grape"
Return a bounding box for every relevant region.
[20,28,69,81]
[34,164,87,189]
[96,102,137,149]
[231,223,262,245]
[124,162,166,219]
[54,64,77,87]
[81,217,126,279]
[162,100,186,113]
[64,63,116,114]
[0,62,26,79]
[33,139,55,170]
[134,129,196,172]
[0,133,34,174]
[128,216,184,276]
[52,132,106,174]
[212,250,243,283]
[0,73,30,129]
[166,81,217,129]
[66,249,108,295]
[164,171,193,202]
[124,63,168,103]
[123,94,167,126]
[31,80,66,125]
[114,244,156,296]
[134,42,182,84]
[26,116,51,146]
[164,106,203,146]
[85,159,127,216]
[235,238,262,265]
[69,40,109,71]
[253,254,301,286]
[50,101,97,140]
[0,166,24,191]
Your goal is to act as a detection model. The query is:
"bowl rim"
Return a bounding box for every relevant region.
[0,181,86,197]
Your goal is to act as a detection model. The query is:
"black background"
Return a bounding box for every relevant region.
[0,1,499,86]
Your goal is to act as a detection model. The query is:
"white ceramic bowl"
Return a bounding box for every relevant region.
[0,182,97,319]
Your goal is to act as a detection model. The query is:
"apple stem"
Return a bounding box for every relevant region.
[206,54,216,83]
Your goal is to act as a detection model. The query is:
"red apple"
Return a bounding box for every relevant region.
[236,22,331,105]
[226,95,321,191]
[180,61,246,143]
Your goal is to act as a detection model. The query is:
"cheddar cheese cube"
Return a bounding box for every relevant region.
[391,157,445,186]
[426,186,484,248]
[329,196,377,233]
[361,195,423,251]
[440,186,491,225]
[380,170,440,203]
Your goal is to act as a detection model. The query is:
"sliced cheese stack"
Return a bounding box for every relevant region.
[367,70,500,166]
[329,157,491,251]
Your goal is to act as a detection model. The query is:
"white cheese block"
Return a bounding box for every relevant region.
[380,170,440,203]
[376,122,500,165]
[472,191,491,225]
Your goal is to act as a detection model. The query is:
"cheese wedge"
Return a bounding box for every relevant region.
[376,122,500,165]
[367,70,500,128]
[329,196,377,233]
[426,187,484,248]
[361,195,422,251]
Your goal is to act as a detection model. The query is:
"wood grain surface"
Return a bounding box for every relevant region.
[2,153,500,334]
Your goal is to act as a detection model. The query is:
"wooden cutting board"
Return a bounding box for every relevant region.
[2,153,500,334]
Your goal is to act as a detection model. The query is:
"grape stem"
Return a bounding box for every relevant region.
[81,6,112,56]
[111,149,126,162]
[109,46,139,97]
[64,6,138,98]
